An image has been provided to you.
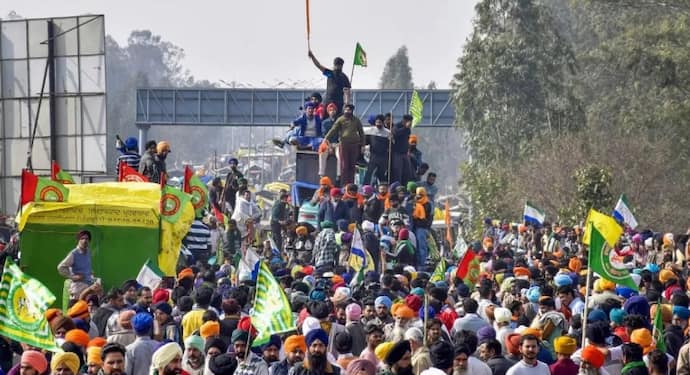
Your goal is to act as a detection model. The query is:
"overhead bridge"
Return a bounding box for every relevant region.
[135,88,455,143]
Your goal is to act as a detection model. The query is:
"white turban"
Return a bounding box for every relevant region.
[151,342,183,375]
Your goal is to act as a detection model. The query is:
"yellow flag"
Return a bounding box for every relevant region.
[582,208,623,247]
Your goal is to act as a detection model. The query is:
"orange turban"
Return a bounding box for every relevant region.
[392,303,416,319]
[319,176,332,186]
[630,328,654,354]
[200,321,220,339]
[650,304,672,324]
[513,267,530,278]
[88,337,107,348]
[296,226,308,236]
[284,335,307,354]
[45,308,62,323]
[599,279,616,291]
[568,258,582,273]
[65,329,90,348]
[505,333,521,355]
[67,300,89,320]
[521,327,542,340]
[581,345,605,369]
[177,268,194,281]
[86,347,103,366]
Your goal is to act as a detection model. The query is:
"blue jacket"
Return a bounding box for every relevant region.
[318,200,350,227]
[293,114,323,137]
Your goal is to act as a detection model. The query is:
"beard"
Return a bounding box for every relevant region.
[308,352,327,373]
[579,368,598,375]
[162,366,181,375]
[395,366,414,375]
[453,368,468,375]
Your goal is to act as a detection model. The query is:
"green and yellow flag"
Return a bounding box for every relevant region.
[0,259,60,352]
[353,42,367,67]
[160,185,191,223]
[588,223,638,290]
[409,90,423,127]
[21,169,69,206]
[430,258,446,283]
[653,300,667,353]
[183,165,209,217]
[251,262,296,346]
[582,208,622,247]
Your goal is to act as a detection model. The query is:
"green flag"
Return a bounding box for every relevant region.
[251,262,296,346]
[588,223,638,290]
[410,90,423,127]
[21,169,69,206]
[653,301,666,353]
[160,185,191,223]
[184,166,209,217]
[353,42,367,67]
[0,259,61,352]
[430,258,446,283]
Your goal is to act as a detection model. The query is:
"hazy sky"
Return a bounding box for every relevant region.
[2,1,478,89]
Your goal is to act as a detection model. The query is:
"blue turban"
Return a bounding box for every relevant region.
[554,274,573,287]
[673,306,690,320]
[616,286,637,299]
[375,296,392,310]
[588,309,608,323]
[609,308,627,324]
[434,281,449,289]
[305,328,329,346]
[367,114,376,125]
[419,305,436,320]
[336,219,349,232]
[309,289,326,302]
[411,287,425,297]
[132,313,153,335]
[261,335,282,351]
[72,318,90,333]
[645,264,660,273]
[304,102,316,109]
[624,295,650,319]
[526,286,541,303]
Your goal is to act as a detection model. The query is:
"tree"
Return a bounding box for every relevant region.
[379,46,414,89]
[452,0,584,167]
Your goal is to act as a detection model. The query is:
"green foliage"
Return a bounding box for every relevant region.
[572,165,614,221]
[459,162,511,238]
[455,0,690,233]
[452,0,584,166]
[379,46,414,89]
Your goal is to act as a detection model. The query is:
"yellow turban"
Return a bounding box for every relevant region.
[659,269,677,284]
[599,279,616,291]
[51,352,80,374]
[554,336,577,355]
[152,342,183,371]
[87,346,103,366]
[375,342,394,361]
[199,321,220,339]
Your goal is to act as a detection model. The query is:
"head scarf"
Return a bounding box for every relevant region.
[51,352,80,374]
[185,335,205,352]
[151,343,183,372]
[21,351,48,374]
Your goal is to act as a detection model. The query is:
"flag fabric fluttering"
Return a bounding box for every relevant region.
[353,42,367,67]
[350,266,365,288]
[160,185,191,223]
[251,261,296,346]
[653,300,667,353]
[0,259,60,352]
[456,249,480,288]
[582,208,623,247]
[430,258,446,283]
[523,202,545,226]
[51,161,75,184]
[136,259,164,290]
[118,161,149,182]
[612,194,638,229]
[183,165,209,217]
[348,229,375,273]
[453,232,468,260]
[238,248,261,283]
[588,222,638,290]
[21,169,69,206]
[409,90,423,127]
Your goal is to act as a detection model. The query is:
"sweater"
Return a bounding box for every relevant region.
[324,116,365,145]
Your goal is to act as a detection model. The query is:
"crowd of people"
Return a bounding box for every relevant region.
[3,52,690,375]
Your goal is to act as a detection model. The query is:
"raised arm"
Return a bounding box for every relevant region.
[308,50,327,72]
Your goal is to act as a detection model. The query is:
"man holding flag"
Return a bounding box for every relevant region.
[308,50,351,117]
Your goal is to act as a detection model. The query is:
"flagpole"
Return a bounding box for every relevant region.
[581,224,593,347]
[305,0,311,51]
[350,64,356,88]
[387,113,393,185]
[423,292,428,348]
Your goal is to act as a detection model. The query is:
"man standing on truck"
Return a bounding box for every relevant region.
[308,50,351,116]
[58,230,97,301]
[323,104,365,185]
